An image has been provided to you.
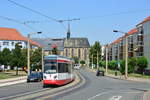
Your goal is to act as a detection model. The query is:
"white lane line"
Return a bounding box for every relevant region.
[87,91,113,100]
[0,80,26,87]
[87,90,142,100]
[0,88,49,100]
[109,96,122,100]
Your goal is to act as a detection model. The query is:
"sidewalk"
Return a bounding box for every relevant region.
[0,76,27,87]
[87,68,150,83]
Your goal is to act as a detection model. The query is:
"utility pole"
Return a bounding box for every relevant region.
[42,48,44,72]
[27,34,30,76]
[27,32,42,76]
[105,45,108,75]
[117,44,120,68]
[92,54,94,69]
[125,34,128,79]
[97,51,99,70]
[113,30,128,79]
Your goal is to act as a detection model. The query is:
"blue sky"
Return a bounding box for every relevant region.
[0,0,150,45]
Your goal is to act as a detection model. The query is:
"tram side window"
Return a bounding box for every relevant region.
[58,63,70,73]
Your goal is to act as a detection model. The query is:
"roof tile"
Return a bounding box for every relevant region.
[0,27,41,47]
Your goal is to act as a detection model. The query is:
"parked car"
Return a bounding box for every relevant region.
[96,70,104,76]
[27,72,42,82]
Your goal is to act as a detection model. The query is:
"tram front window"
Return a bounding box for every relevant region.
[44,63,57,74]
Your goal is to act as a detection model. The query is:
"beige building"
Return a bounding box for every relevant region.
[64,38,90,61]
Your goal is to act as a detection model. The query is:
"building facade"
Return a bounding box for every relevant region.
[105,16,150,69]
[0,27,40,51]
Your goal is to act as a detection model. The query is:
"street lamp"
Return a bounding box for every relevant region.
[105,44,108,75]
[97,51,99,70]
[27,31,42,76]
[113,30,128,79]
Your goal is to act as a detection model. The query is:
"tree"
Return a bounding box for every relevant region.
[0,51,2,65]
[1,48,12,70]
[80,60,85,66]
[109,60,117,70]
[101,61,106,67]
[11,43,22,75]
[137,56,148,74]
[21,49,27,73]
[128,57,137,73]
[119,60,125,75]
[120,59,136,75]
[30,48,42,71]
[89,41,101,66]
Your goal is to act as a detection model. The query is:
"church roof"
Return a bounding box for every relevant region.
[32,38,64,51]
[64,38,90,48]
[32,37,90,50]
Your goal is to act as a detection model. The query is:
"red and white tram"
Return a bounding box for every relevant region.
[43,55,75,86]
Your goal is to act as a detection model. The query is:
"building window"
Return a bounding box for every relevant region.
[72,49,74,57]
[78,49,80,58]
[3,42,9,46]
[66,49,68,57]
[84,49,87,60]
[18,42,22,45]
[12,42,14,46]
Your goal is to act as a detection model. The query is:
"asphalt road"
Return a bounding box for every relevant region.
[0,81,49,100]
[0,68,150,100]
[52,68,150,100]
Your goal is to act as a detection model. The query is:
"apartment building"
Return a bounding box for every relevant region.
[106,16,150,68]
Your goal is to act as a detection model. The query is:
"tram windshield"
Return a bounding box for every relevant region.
[44,60,57,74]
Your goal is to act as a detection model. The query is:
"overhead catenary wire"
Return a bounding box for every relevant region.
[7,0,58,22]
[0,15,37,31]
[79,8,150,20]
[7,0,67,30]
[0,15,51,39]
[7,0,150,21]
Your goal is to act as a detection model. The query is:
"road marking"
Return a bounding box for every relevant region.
[87,90,142,100]
[87,91,113,100]
[0,80,26,87]
[109,96,122,100]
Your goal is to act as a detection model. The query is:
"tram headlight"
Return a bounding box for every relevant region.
[54,75,57,79]
[44,75,47,79]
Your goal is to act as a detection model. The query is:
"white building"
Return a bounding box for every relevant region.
[0,27,40,51]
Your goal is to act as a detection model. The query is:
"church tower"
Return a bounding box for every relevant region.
[67,22,71,39]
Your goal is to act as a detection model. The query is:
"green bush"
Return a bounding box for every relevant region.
[108,60,117,70]
[137,56,148,73]
[119,59,135,75]
[101,61,106,67]
[128,57,137,73]
[80,60,85,66]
